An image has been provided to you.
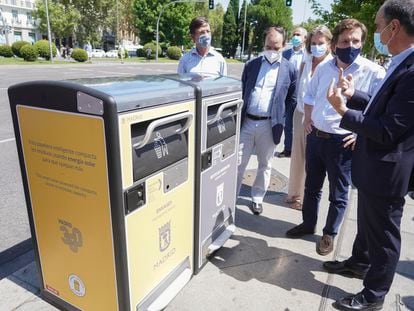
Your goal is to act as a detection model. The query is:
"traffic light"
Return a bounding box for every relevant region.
[286,0,292,6]
[209,0,214,10]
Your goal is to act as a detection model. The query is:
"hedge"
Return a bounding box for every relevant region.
[20,44,39,61]
[12,41,30,57]
[167,46,182,60]
[0,45,13,57]
[34,40,57,60]
[71,48,88,62]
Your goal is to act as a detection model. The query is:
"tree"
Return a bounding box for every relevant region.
[248,0,293,52]
[133,0,159,44]
[238,0,248,56]
[33,0,80,46]
[310,0,385,56]
[221,5,238,57]
[209,4,225,48]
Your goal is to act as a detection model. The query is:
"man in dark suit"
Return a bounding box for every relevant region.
[236,26,297,215]
[278,27,308,158]
[325,1,414,310]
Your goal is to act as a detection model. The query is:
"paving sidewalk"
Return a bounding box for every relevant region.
[1,147,413,311]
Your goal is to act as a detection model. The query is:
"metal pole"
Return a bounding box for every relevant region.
[116,0,119,46]
[241,0,247,61]
[45,0,53,63]
[156,0,205,62]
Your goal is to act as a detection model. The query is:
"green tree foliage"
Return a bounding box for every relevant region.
[133,0,194,47]
[238,0,248,56]
[209,3,225,48]
[310,0,384,56]
[222,5,238,57]
[229,0,240,23]
[248,0,293,52]
[33,0,80,45]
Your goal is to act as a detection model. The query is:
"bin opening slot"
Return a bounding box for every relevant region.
[206,102,238,149]
[131,117,189,182]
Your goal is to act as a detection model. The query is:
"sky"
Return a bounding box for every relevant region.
[216,0,333,25]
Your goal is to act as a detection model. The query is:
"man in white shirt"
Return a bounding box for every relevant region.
[286,19,385,257]
[178,16,227,76]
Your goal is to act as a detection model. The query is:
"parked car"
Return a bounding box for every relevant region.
[91,49,105,58]
[105,49,118,58]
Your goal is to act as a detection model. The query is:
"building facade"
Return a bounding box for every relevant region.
[0,0,41,45]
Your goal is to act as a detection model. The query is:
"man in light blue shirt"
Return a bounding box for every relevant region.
[286,19,385,257]
[177,17,227,76]
[237,26,297,215]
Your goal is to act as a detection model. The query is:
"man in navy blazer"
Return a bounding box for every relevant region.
[236,26,297,215]
[325,1,414,310]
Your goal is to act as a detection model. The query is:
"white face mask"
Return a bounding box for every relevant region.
[310,44,327,58]
[263,50,281,64]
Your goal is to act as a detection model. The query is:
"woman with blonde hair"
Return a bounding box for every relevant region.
[286,25,333,210]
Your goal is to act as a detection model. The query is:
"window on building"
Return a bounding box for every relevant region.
[12,10,18,20]
[26,12,32,24]
[14,31,22,42]
[11,0,17,5]
[28,32,35,43]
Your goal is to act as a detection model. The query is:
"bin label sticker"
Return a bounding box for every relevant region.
[212,145,222,166]
[154,132,168,159]
[59,219,83,253]
[216,183,224,207]
[68,274,86,297]
[217,117,226,134]
[159,220,171,252]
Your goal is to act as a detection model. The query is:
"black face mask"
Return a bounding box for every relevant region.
[335,46,361,64]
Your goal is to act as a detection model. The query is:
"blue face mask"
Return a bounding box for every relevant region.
[198,34,212,48]
[291,35,302,47]
[335,46,361,64]
[374,23,392,55]
[310,44,327,58]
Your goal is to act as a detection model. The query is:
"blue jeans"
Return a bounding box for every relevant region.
[302,129,352,235]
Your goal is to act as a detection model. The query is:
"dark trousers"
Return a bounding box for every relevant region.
[283,101,295,152]
[302,130,352,235]
[346,191,404,302]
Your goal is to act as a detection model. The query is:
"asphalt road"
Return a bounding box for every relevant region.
[0,62,244,257]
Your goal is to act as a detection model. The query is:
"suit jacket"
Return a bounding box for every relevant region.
[340,51,414,198]
[241,56,297,144]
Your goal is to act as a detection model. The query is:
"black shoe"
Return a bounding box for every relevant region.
[323,260,366,279]
[250,202,263,215]
[278,150,291,158]
[285,223,315,238]
[333,292,383,311]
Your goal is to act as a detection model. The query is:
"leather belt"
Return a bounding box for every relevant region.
[247,113,271,120]
[311,127,332,139]
[311,127,347,139]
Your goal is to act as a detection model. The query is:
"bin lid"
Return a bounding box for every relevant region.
[70,75,195,112]
[164,73,241,97]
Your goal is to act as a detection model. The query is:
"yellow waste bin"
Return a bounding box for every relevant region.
[8,76,196,311]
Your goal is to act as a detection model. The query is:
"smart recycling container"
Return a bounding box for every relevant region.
[167,74,242,274]
[8,76,196,311]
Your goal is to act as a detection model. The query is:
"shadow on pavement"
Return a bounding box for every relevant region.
[209,234,349,299]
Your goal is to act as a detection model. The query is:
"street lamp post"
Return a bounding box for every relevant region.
[44,0,53,63]
[156,0,205,61]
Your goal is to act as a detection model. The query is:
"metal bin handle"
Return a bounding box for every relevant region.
[133,111,193,149]
[207,99,243,125]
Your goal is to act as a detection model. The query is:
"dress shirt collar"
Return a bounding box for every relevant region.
[389,46,414,69]
[190,47,217,57]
